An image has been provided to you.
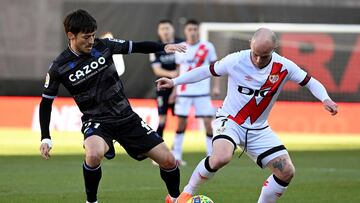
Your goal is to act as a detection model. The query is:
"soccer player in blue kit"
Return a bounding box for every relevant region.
[39,9,185,203]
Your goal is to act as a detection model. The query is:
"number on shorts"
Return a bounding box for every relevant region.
[141,120,154,134]
[221,118,228,127]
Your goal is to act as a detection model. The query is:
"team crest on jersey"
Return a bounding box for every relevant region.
[44,73,50,88]
[269,74,279,84]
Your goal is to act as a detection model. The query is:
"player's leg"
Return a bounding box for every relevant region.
[183,139,235,194]
[178,117,239,203]
[257,154,295,203]
[83,135,109,203]
[173,116,187,163]
[157,115,167,138]
[202,116,213,156]
[145,143,180,201]
[115,115,180,202]
[194,96,215,156]
[244,127,293,203]
[173,97,191,163]
[156,89,171,138]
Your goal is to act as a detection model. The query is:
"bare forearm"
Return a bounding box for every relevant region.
[153,68,178,78]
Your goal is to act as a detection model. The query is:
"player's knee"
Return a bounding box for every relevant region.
[209,153,232,169]
[278,164,295,183]
[177,118,187,131]
[159,152,176,169]
[85,151,103,167]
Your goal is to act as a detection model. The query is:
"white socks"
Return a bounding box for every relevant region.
[183,157,217,195]
[205,135,213,156]
[257,175,288,203]
[172,132,185,160]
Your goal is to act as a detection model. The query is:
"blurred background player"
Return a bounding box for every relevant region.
[99,31,126,76]
[149,20,183,140]
[171,19,220,165]
[157,28,338,203]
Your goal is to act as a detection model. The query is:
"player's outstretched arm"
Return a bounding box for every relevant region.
[305,78,338,115]
[156,65,212,90]
[132,41,186,54]
[39,97,54,160]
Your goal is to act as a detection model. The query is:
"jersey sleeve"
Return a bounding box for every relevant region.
[209,52,238,77]
[208,42,218,62]
[42,63,61,99]
[149,53,161,68]
[102,38,132,55]
[284,57,311,86]
[175,52,182,65]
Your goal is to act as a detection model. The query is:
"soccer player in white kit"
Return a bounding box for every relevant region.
[157,28,338,203]
[171,19,220,165]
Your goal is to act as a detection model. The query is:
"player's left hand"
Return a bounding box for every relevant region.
[164,43,186,53]
[323,99,338,116]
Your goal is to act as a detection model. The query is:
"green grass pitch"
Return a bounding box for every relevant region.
[0,129,359,203]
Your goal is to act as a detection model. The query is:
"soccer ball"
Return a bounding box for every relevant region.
[186,195,214,203]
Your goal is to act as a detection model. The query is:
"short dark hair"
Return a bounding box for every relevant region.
[185,19,199,26]
[63,9,97,35]
[158,19,173,25]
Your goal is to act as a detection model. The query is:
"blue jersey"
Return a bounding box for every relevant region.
[42,38,135,123]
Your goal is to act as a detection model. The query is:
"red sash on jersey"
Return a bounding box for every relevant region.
[228,62,288,125]
[180,44,209,91]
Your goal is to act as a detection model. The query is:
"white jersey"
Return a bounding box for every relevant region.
[210,49,310,129]
[175,41,217,96]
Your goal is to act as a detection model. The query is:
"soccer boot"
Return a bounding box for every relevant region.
[176,192,192,203]
[165,194,177,203]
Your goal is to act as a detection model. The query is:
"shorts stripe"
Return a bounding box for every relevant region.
[256,145,286,168]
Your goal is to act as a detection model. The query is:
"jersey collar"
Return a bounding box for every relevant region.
[68,44,80,57]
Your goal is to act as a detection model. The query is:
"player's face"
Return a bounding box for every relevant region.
[184,24,199,42]
[250,41,274,68]
[69,31,96,54]
[158,23,174,42]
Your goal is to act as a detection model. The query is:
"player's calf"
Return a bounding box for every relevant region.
[146,143,181,200]
[83,135,108,202]
[182,138,235,196]
[257,154,295,203]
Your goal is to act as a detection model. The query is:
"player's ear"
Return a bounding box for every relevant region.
[66,32,76,40]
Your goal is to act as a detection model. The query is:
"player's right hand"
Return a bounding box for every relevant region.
[323,99,338,116]
[164,43,186,54]
[156,77,174,91]
[40,142,51,160]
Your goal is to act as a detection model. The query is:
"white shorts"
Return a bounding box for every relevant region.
[174,96,215,117]
[212,117,288,168]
